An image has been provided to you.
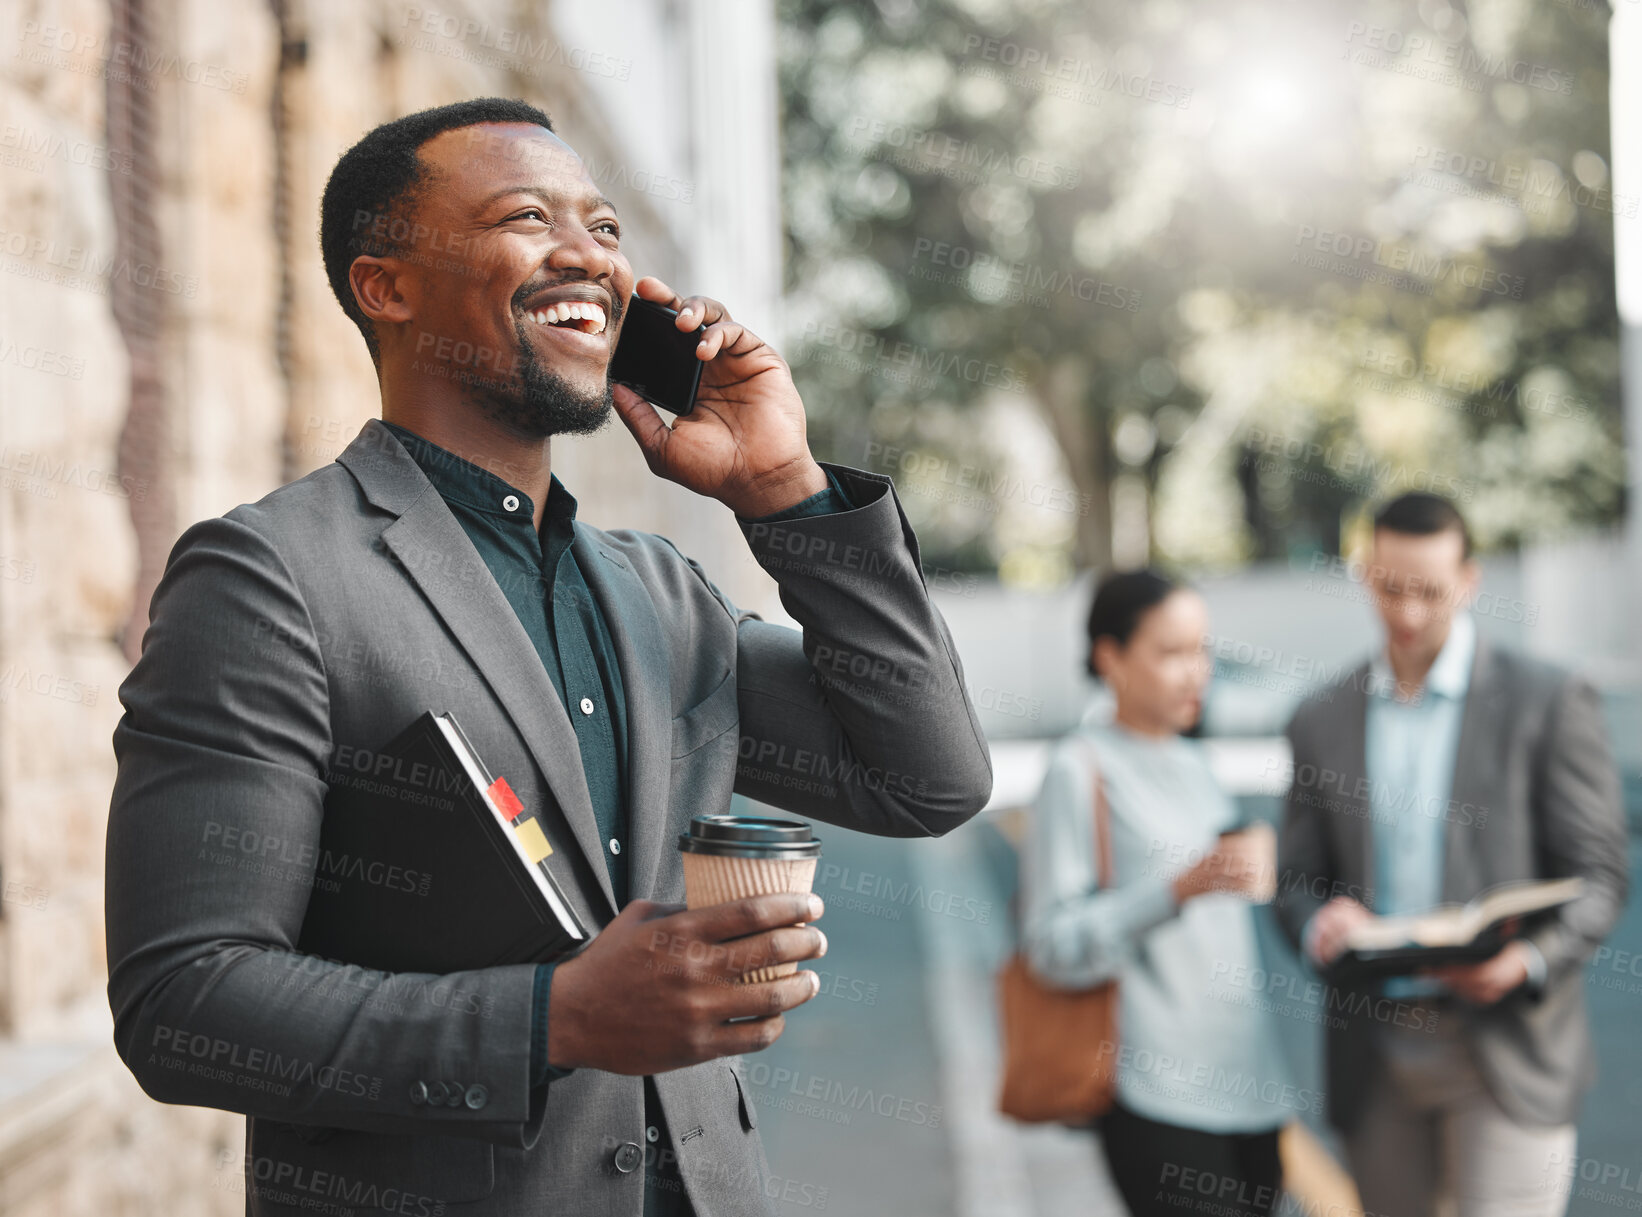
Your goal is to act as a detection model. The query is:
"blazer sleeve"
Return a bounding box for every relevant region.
[1018,738,1179,988]
[1521,674,1630,983]
[105,514,540,1144]
[669,461,993,838]
[1275,704,1334,956]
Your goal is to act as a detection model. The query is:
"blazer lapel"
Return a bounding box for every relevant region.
[1443,638,1503,902]
[1335,665,1376,905]
[574,527,674,903]
[339,421,619,918]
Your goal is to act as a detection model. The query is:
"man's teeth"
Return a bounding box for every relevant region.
[529,301,607,335]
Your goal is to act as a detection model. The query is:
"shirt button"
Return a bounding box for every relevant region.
[579,696,594,715]
[609,838,621,856]
[502,494,521,512]
[646,1125,659,1143]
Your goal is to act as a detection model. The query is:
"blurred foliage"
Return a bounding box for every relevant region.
[777,0,1625,577]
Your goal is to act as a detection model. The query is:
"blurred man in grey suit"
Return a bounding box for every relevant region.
[1277,492,1627,1217]
[104,98,992,1217]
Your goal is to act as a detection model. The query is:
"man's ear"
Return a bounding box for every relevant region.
[349,255,415,330]
[1457,557,1482,606]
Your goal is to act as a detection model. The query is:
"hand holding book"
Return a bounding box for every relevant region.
[1419,939,1536,1004]
[1310,878,1583,986]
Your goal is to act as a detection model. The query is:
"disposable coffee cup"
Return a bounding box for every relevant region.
[679,815,822,983]
[1218,820,1277,905]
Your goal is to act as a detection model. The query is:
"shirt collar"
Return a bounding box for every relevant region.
[1369,611,1476,702]
[381,420,578,530]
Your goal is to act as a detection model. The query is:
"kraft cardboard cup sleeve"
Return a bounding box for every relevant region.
[679,815,822,983]
[1218,820,1278,904]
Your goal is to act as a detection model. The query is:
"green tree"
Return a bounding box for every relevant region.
[778,0,1623,575]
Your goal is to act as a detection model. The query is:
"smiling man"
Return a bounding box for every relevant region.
[104,98,993,1217]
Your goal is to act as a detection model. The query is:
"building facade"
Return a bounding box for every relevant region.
[0,1,782,1210]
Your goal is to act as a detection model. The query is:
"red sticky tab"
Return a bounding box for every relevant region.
[488,776,524,821]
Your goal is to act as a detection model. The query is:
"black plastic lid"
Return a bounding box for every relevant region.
[678,814,821,859]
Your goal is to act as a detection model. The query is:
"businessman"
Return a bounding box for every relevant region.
[105,98,993,1217]
[1277,492,1627,1217]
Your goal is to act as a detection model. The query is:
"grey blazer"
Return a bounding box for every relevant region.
[1276,636,1628,1130]
[105,419,993,1216]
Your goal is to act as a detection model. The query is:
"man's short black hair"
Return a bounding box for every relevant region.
[319,97,556,363]
[1372,491,1473,559]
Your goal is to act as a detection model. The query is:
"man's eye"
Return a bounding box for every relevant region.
[594,220,621,238]
[509,208,547,223]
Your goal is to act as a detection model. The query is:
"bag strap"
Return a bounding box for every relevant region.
[1084,736,1113,889]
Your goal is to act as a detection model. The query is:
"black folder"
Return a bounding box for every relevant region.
[297,710,588,974]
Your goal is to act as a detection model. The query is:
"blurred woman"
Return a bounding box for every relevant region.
[1020,569,1296,1217]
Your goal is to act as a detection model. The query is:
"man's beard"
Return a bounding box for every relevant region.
[475,317,614,439]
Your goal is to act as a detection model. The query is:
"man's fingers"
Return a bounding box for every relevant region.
[676,294,726,330]
[677,893,824,944]
[634,275,680,309]
[696,320,754,362]
[1312,917,1350,964]
[712,1012,790,1056]
[709,971,821,1025]
[702,925,826,978]
[631,276,728,331]
[611,383,671,463]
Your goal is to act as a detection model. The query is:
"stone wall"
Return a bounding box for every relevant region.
[0,0,784,1208]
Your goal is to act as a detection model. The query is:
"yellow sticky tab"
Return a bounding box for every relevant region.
[514,817,553,865]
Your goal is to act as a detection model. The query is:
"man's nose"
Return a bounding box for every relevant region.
[547,225,616,280]
[1389,599,1424,627]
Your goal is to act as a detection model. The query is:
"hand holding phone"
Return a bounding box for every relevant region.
[608,295,707,416]
[606,276,829,518]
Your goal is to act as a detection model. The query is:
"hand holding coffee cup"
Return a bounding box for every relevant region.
[679,815,823,982]
[1171,821,1277,904]
[544,891,824,1074]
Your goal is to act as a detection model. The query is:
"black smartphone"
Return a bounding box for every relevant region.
[608,295,706,416]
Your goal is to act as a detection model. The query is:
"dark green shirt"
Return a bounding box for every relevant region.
[380,421,853,1103]
[384,421,636,904]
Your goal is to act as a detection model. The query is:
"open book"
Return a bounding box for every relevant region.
[1329,878,1584,981]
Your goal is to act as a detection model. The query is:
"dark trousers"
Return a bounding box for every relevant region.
[1098,1102,1282,1217]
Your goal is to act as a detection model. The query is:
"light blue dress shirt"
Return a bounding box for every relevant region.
[1365,610,1475,922]
[1361,613,1544,994]
[1365,613,1473,999]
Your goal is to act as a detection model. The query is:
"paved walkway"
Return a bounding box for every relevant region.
[746,800,1120,1216]
[748,798,1642,1217]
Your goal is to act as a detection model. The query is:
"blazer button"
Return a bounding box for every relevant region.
[464,1084,489,1111]
[446,1085,464,1108]
[409,1081,428,1106]
[613,1142,643,1174]
[427,1081,448,1105]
